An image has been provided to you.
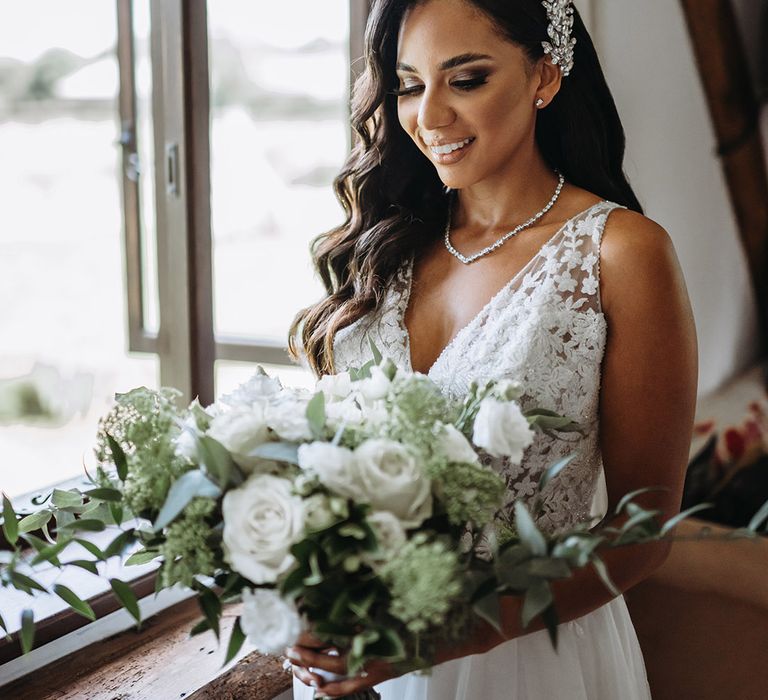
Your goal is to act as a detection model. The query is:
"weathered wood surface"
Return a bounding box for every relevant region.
[2,597,292,700]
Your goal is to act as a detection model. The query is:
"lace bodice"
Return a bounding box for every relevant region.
[332,200,624,533]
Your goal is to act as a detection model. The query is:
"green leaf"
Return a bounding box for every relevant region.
[246,441,300,465]
[748,498,768,532]
[31,537,73,566]
[367,336,383,365]
[106,433,128,481]
[306,391,326,440]
[109,502,124,526]
[198,436,238,488]
[58,518,107,533]
[472,592,503,633]
[0,611,9,639]
[54,584,96,621]
[20,532,50,553]
[103,529,136,559]
[189,617,212,637]
[223,618,246,667]
[20,609,35,655]
[614,486,666,516]
[196,585,222,641]
[125,549,159,566]
[538,454,578,492]
[74,538,105,560]
[660,503,713,536]
[52,489,84,509]
[521,581,553,628]
[364,627,405,662]
[2,493,18,546]
[153,470,221,532]
[620,508,662,535]
[64,559,99,575]
[524,557,572,580]
[110,578,141,624]
[514,500,547,556]
[17,510,53,534]
[83,487,123,503]
[9,571,48,595]
[592,556,620,597]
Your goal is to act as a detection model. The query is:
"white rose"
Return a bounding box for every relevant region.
[316,371,353,400]
[358,397,389,427]
[367,510,407,562]
[222,474,305,584]
[354,439,432,528]
[325,395,364,429]
[304,493,339,531]
[216,367,283,410]
[358,365,392,401]
[207,406,271,472]
[174,414,200,463]
[297,442,365,500]
[240,588,303,654]
[264,391,314,442]
[436,423,480,464]
[472,398,535,463]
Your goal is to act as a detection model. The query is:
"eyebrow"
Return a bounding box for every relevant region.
[396,52,494,73]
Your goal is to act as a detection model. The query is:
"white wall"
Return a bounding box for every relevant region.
[576,0,761,396]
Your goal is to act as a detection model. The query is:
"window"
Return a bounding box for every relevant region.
[1,0,368,672]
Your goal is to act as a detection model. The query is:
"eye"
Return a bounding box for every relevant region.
[451,74,489,91]
[392,81,424,97]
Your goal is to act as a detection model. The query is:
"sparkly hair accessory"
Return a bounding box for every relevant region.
[541,0,576,77]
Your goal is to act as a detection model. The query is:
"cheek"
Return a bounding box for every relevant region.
[397,101,420,140]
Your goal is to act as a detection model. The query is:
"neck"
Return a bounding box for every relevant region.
[452,147,562,234]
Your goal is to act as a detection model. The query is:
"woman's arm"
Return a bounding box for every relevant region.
[289,210,699,693]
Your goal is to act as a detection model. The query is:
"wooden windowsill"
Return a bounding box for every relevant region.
[1,596,292,700]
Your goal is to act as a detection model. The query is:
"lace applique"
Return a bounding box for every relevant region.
[333,200,624,533]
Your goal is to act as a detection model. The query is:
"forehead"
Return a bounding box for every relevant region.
[396,0,511,64]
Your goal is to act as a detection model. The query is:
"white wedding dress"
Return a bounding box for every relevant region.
[293,200,652,699]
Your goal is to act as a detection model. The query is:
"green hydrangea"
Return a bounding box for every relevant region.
[95,387,191,514]
[387,374,457,445]
[428,460,506,527]
[381,534,462,634]
[159,497,218,588]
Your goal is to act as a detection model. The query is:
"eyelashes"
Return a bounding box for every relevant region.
[392,74,489,97]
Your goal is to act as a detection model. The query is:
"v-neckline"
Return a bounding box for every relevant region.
[400,200,607,376]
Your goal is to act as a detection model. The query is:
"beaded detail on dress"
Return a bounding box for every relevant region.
[332,200,624,533]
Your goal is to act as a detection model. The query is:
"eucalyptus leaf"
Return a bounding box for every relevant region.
[660,503,713,536]
[0,611,8,639]
[103,529,136,559]
[20,609,35,654]
[514,501,547,556]
[9,571,48,594]
[83,487,123,503]
[106,433,128,481]
[54,583,96,621]
[2,493,18,546]
[620,508,662,534]
[125,549,160,566]
[222,617,246,667]
[58,519,106,533]
[592,556,620,597]
[614,486,666,516]
[367,337,383,365]
[74,538,105,560]
[17,510,52,534]
[748,498,768,532]
[472,591,503,633]
[52,489,83,509]
[64,559,100,575]
[197,588,222,641]
[198,436,237,488]
[537,454,578,492]
[524,557,572,580]
[189,617,213,637]
[31,537,73,566]
[306,391,326,440]
[110,578,141,624]
[153,470,221,532]
[521,581,553,628]
[247,441,300,465]
[19,532,49,553]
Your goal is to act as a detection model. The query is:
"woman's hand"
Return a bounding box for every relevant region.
[286,642,402,697]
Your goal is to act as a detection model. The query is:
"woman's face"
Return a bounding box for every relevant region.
[395,0,541,190]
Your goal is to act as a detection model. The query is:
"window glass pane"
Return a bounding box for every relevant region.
[207,1,349,343]
[0,1,158,498]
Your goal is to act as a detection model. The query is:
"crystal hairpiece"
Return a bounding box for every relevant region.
[541,0,576,77]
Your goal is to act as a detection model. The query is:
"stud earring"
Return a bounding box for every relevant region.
[535,98,545,108]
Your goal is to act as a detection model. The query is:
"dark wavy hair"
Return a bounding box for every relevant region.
[288,0,642,377]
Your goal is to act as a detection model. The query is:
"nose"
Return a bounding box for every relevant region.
[417,86,455,134]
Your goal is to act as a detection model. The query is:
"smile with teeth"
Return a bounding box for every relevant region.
[429,137,475,155]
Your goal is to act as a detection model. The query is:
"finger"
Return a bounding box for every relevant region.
[290,662,324,689]
[315,673,377,698]
[295,630,329,648]
[285,646,347,675]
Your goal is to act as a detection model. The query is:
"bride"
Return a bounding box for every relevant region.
[286,0,697,697]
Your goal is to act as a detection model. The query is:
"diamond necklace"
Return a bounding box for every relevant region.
[443,172,565,265]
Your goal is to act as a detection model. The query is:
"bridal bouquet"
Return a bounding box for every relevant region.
[2,342,766,699]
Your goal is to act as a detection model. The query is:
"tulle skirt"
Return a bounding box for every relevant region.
[292,595,651,700]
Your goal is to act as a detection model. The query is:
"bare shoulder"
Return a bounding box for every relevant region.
[598,208,682,314]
